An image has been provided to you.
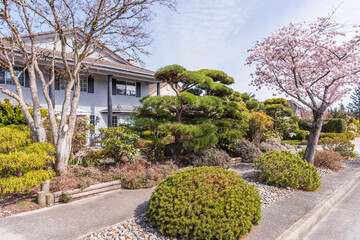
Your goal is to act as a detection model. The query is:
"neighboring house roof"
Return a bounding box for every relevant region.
[287,99,306,119]
[100,105,137,113]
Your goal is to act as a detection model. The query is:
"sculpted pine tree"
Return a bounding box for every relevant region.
[263,98,299,139]
[247,16,360,164]
[0,0,175,174]
[134,65,247,159]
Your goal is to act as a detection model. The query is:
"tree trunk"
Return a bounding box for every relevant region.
[55,132,72,175]
[28,67,47,142]
[173,111,182,160]
[252,127,262,145]
[55,77,81,175]
[304,108,326,164]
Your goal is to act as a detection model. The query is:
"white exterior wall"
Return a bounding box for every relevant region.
[149,83,177,97]
[0,72,150,131]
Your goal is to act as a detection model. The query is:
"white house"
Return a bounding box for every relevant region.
[0,31,160,131]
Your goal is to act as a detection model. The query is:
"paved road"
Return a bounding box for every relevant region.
[304,180,360,240]
[0,188,153,240]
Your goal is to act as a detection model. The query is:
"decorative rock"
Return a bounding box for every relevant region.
[46,193,54,205]
[37,191,46,205]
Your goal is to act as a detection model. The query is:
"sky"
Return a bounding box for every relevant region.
[142,0,360,107]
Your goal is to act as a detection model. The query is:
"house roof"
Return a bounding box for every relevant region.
[287,99,303,109]
[19,29,130,65]
[0,30,155,78]
[100,105,138,113]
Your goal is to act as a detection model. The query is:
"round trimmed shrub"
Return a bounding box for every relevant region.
[146,167,261,240]
[255,151,321,191]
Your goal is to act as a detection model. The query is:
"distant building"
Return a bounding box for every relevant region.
[287,100,307,119]
[149,82,177,96]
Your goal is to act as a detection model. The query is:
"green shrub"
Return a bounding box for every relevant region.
[59,193,72,203]
[0,99,47,127]
[294,130,309,140]
[319,132,355,141]
[299,119,312,131]
[320,137,355,158]
[255,151,321,191]
[189,148,231,168]
[146,167,261,240]
[0,125,31,153]
[297,148,306,158]
[99,126,139,163]
[315,151,345,171]
[322,119,347,133]
[0,142,56,195]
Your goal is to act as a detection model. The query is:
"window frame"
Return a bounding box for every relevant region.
[0,67,25,86]
[80,76,88,92]
[57,75,88,92]
[115,80,137,96]
[111,115,118,127]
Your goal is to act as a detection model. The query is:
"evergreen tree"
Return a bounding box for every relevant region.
[263,98,300,139]
[347,88,360,120]
[132,65,249,159]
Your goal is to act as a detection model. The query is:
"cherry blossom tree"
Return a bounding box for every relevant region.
[247,16,360,164]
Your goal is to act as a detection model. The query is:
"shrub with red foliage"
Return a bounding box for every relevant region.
[119,159,178,189]
[314,151,345,172]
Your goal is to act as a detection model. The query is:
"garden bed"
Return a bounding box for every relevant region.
[81,166,334,240]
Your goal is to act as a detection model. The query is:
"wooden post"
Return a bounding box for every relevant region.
[46,193,54,205]
[41,180,50,193]
[37,191,46,205]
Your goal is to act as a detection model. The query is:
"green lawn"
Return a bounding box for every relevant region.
[282,139,301,146]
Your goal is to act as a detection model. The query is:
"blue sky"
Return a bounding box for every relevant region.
[143,0,360,105]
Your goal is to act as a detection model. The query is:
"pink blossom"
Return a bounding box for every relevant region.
[246,17,360,111]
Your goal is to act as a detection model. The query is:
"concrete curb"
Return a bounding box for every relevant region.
[276,166,360,240]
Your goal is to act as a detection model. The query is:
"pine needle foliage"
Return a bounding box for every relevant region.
[146,167,261,239]
[255,151,321,191]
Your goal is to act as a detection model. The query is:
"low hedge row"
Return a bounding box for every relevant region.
[292,131,355,141]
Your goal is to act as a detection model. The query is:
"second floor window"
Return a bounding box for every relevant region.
[0,67,25,86]
[80,77,88,92]
[56,75,88,92]
[115,80,136,96]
